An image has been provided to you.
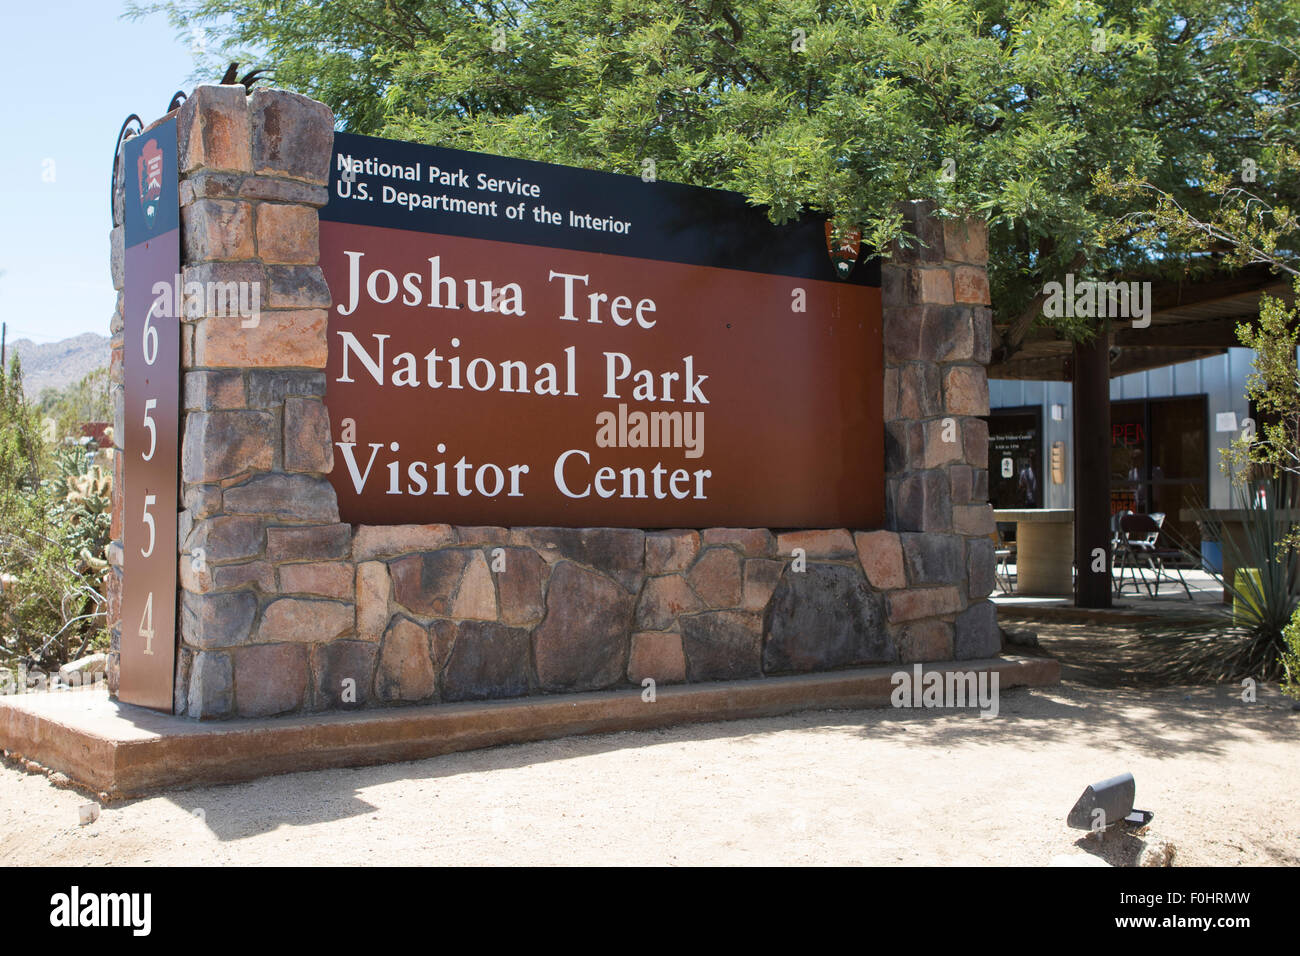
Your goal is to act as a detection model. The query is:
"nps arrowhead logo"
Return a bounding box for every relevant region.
[824,222,861,280]
[136,138,165,229]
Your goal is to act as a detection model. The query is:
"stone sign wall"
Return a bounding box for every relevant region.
[106,85,997,719]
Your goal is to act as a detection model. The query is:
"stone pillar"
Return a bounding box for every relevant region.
[171,85,347,717]
[880,201,999,659]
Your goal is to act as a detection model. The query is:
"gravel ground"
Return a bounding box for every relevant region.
[2,620,1296,866]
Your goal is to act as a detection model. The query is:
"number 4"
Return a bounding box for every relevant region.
[139,591,155,655]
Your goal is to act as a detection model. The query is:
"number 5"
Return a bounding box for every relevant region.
[141,494,156,557]
[142,398,157,461]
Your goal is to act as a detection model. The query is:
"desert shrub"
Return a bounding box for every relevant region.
[0,357,111,682]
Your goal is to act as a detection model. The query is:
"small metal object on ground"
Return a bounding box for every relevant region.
[1068,772,1153,830]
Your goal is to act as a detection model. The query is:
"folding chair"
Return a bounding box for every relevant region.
[1118,513,1194,600]
[991,524,1015,594]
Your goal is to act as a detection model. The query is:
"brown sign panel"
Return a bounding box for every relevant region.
[119,117,180,711]
[320,133,883,529]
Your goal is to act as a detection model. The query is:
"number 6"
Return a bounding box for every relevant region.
[143,301,159,365]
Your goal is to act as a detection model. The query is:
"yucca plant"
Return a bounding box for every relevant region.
[1129,474,1299,683]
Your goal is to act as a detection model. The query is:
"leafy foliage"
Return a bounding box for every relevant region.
[35,367,111,448]
[130,0,1300,358]
[0,358,111,680]
[1224,279,1300,485]
[1131,475,1299,683]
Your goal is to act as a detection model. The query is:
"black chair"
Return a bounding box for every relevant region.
[1116,513,1194,600]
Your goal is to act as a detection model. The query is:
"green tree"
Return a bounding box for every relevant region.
[36,367,112,446]
[136,0,1299,359]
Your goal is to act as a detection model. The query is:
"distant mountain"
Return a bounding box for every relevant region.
[8,333,111,398]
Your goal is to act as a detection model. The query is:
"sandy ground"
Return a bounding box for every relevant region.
[2,621,1297,866]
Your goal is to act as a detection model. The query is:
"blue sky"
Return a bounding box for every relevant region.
[0,2,206,345]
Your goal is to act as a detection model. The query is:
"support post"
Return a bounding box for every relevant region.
[1072,329,1112,608]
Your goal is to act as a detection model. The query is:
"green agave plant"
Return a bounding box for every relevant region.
[1128,475,1299,683]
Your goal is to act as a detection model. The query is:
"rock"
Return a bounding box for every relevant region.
[953,601,999,659]
[223,473,339,521]
[776,529,855,559]
[246,369,327,407]
[687,547,742,609]
[250,88,334,184]
[355,561,392,639]
[195,310,328,369]
[645,530,700,573]
[855,530,907,590]
[178,84,251,174]
[533,563,633,691]
[953,504,995,536]
[182,199,255,261]
[181,410,276,484]
[441,621,532,701]
[257,597,353,643]
[953,266,991,305]
[681,610,762,681]
[900,533,963,586]
[188,651,233,718]
[58,654,107,686]
[962,418,989,469]
[352,524,457,560]
[256,202,319,265]
[234,642,308,717]
[943,365,989,416]
[968,537,996,599]
[893,469,952,533]
[700,528,773,556]
[898,620,953,662]
[510,528,644,589]
[389,550,468,616]
[496,548,547,626]
[949,464,974,504]
[312,639,376,710]
[267,265,331,309]
[189,515,265,562]
[283,397,334,473]
[375,617,436,702]
[635,575,702,630]
[1138,837,1177,867]
[184,368,246,411]
[762,564,893,672]
[182,590,258,649]
[278,561,354,599]
[628,632,687,684]
[886,586,963,623]
[741,558,783,612]
[78,804,101,826]
[451,551,498,621]
[1000,626,1039,648]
